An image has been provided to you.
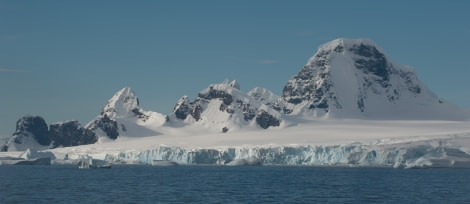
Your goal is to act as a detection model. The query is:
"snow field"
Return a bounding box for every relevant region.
[33,119,470,168]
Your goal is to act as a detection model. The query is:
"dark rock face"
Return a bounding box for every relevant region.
[173,96,205,121]
[173,97,190,120]
[0,144,8,152]
[131,108,150,122]
[279,48,341,114]
[349,43,423,108]
[350,43,389,82]
[198,86,233,106]
[4,115,101,151]
[399,70,422,95]
[13,116,50,146]
[174,106,189,120]
[255,111,280,129]
[87,115,119,139]
[174,101,203,121]
[233,99,256,121]
[49,121,97,148]
[174,87,236,122]
[190,104,203,121]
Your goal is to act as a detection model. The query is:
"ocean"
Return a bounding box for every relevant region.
[1,165,469,203]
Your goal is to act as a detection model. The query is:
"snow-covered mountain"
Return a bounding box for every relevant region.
[3,37,470,162]
[275,38,469,120]
[86,87,167,139]
[168,80,282,132]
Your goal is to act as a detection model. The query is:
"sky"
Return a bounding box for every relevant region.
[1,0,469,137]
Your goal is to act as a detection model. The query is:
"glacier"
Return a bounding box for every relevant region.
[96,137,470,168]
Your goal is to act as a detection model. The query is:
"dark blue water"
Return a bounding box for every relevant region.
[1,165,469,203]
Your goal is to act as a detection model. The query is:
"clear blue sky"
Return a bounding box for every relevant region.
[1,0,469,137]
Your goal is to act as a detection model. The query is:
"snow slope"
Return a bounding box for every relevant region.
[247,87,280,106]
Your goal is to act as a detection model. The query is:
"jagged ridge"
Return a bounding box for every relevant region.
[169,79,281,132]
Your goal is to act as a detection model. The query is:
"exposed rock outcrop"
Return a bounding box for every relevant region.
[49,120,97,148]
[4,116,50,151]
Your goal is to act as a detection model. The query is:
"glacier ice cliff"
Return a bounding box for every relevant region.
[46,135,470,168]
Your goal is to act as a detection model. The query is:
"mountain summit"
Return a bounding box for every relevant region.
[86,87,167,139]
[275,38,468,120]
[101,87,141,118]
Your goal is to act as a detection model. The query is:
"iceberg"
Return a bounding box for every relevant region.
[0,148,53,165]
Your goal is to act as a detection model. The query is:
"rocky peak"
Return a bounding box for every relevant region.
[349,42,388,80]
[102,87,140,118]
[100,87,150,122]
[220,79,241,90]
[86,87,166,139]
[305,38,390,80]
[10,116,50,147]
[276,38,458,119]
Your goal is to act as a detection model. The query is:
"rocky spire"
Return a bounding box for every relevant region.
[101,87,140,118]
